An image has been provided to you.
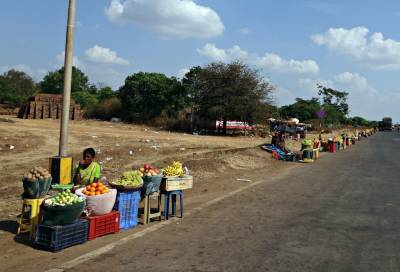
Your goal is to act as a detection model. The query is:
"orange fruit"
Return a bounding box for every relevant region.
[82,189,87,194]
[90,187,96,193]
[91,183,97,188]
[90,192,95,196]
[86,185,91,190]
[95,191,101,195]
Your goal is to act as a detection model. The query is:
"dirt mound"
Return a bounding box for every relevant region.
[184,148,272,179]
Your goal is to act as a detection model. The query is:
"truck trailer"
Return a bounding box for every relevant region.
[378,117,393,131]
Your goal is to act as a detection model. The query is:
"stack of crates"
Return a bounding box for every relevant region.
[113,190,140,229]
[34,219,88,252]
[86,211,120,240]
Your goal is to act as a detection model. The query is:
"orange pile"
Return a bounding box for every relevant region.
[82,182,109,196]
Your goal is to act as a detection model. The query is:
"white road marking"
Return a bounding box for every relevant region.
[46,177,269,272]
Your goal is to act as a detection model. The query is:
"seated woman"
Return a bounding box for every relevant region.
[73,148,101,186]
[277,138,291,154]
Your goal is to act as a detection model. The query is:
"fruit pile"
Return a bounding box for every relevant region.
[139,164,161,177]
[114,171,143,187]
[163,161,184,177]
[23,167,52,181]
[46,190,84,206]
[82,182,109,196]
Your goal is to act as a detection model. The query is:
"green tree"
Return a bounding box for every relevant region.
[86,97,122,120]
[279,98,321,122]
[72,91,98,109]
[193,61,274,134]
[254,102,280,123]
[119,72,188,121]
[39,66,100,109]
[349,116,372,127]
[316,85,350,125]
[0,69,37,106]
[182,66,202,107]
[317,85,349,116]
[40,66,93,94]
[97,86,116,102]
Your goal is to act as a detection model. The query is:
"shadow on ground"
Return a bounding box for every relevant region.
[0,220,18,234]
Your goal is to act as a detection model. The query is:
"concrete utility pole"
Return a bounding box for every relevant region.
[59,0,76,157]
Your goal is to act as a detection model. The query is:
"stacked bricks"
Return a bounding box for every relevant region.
[18,93,82,120]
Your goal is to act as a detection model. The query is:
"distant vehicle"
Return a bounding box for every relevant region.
[268,119,311,139]
[378,117,393,131]
[215,120,254,130]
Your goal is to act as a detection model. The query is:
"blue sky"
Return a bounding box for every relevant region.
[1,0,400,122]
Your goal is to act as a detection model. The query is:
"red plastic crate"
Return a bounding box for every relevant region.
[86,211,120,240]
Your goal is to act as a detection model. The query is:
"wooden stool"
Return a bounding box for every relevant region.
[163,190,183,220]
[17,198,44,239]
[313,149,319,160]
[140,191,162,225]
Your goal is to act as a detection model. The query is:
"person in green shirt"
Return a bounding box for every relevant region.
[73,148,101,186]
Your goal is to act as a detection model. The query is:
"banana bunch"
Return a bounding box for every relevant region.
[163,161,184,177]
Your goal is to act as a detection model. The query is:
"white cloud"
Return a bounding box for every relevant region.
[198,43,319,75]
[334,72,368,90]
[85,45,129,65]
[177,68,190,79]
[312,27,400,69]
[56,51,85,69]
[256,53,319,74]
[86,66,127,89]
[297,71,381,117]
[274,86,297,105]
[197,43,229,62]
[105,0,224,39]
[299,72,374,95]
[298,78,334,94]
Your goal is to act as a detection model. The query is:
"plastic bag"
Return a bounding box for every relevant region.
[75,188,117,216]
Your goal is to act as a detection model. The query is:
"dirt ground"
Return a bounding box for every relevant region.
[0,116,274,220]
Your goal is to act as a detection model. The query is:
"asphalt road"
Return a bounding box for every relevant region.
[63,132,400,272]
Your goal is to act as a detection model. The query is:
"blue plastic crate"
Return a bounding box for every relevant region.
[34,219,88,252]
[113,191,140,229]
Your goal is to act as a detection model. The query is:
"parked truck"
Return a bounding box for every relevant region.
[378,117,393,131]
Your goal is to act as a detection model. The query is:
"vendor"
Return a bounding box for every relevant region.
[73,148,101,186]
[271,131,280,146]
[277,137,291,154]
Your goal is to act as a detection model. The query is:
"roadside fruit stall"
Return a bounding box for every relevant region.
[16,160,193,252]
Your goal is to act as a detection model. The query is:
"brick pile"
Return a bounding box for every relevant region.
[18,93,82,120]
[0,104,19,115]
